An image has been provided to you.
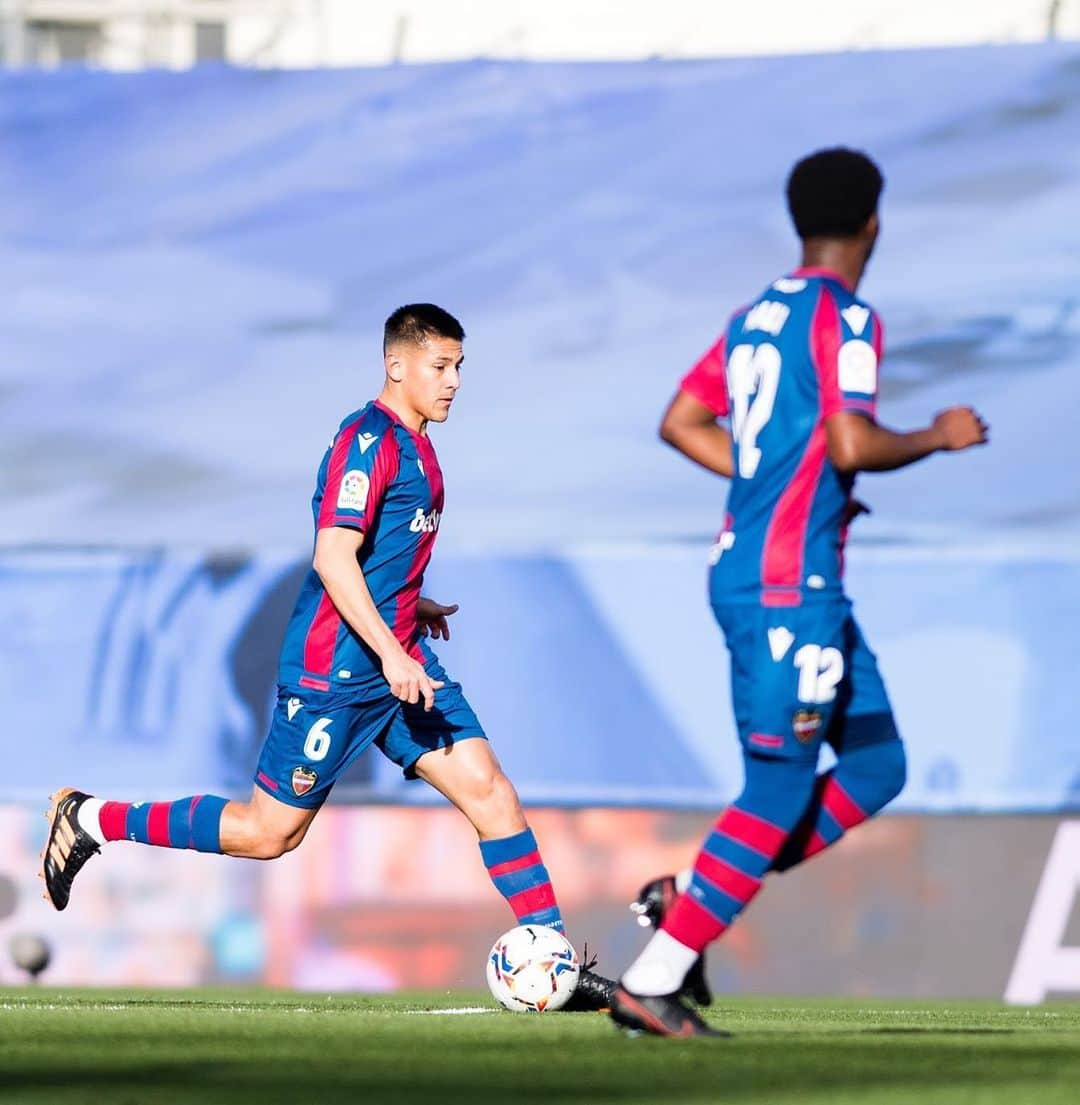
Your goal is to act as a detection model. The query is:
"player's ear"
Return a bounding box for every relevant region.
[385,348,404,382]
[862,211,879,246]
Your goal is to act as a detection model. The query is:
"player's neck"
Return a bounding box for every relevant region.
[376,391,428,435]
[798,241,867,293]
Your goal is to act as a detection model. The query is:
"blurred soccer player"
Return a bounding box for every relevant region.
[42,304,614,1009]
[610,149,989,1037]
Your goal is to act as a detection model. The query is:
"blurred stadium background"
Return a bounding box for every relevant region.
[2,0,1079,1003]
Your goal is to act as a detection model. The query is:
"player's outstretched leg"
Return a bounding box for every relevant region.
[413,738,615,1011]
[42,785,318,911]
[771,735,906,873]
[612,755,817,1036]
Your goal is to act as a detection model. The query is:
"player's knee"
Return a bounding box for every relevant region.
[467,767,522,824]
[877,740,907,806]
[248,829,303,860]
[240,812,311,860]
[846,739,907,814]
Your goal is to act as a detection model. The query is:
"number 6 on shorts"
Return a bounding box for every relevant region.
[303,717,333,761]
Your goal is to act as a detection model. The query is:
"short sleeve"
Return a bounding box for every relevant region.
[679,333,729,417]
[812,288,880,421]
[318,420,400,532]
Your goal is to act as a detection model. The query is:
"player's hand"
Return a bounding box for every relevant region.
[933,406,989,451]
[382,649,444,710]
[842,497,871,527]
[417,597,459,641]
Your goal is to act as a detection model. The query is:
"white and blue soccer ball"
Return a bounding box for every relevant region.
[486,924,580,1012]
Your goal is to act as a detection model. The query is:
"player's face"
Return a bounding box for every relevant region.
[388,336,463,424]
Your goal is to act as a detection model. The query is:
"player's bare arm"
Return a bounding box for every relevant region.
[313,525,444,709]
[826,405,988,474]
[659,390,735,477]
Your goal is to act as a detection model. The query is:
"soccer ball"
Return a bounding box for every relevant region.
[486,924,580,1012]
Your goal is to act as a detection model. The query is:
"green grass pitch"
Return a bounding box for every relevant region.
[1,988,1077,1104]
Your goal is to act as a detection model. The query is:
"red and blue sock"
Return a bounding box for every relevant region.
[662,756,817,952]
[772,736,906,872]
[480,827,564,932]
[98,796,228,853]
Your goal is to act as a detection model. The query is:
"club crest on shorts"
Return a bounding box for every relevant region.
[793,709,822,743]
[291,766,318,797]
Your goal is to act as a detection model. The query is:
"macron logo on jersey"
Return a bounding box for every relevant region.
[358,432,379,454]
[768,626,795,662]
[841,305,870,336]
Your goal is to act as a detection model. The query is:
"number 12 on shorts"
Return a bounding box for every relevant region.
[794,644,844,704]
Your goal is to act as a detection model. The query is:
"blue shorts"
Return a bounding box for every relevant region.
[254,656,486,808]
[713,599,898,762]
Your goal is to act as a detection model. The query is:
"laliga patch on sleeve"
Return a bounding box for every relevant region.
[837,339,878,395]
[337,469,370,511]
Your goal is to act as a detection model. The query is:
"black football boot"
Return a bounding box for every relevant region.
[41,789,101,911]
[630,874,713,1007]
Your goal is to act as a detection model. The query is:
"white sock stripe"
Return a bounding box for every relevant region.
[76,798,108,847]
[620,929,700,997]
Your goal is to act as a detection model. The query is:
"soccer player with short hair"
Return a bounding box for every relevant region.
[42,303,614,1010]
[610,149,989,1036]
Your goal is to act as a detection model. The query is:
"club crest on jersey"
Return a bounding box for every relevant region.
[286,697,303,721]
[338,469,369,511]
[409,507,440,534]
[291,766,318,797]
[793,710,822,743]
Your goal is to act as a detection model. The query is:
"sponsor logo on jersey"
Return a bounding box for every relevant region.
[409,507,441,534]
[286,697,303,721]
[768,626,795,662]
[357,432,379,454]
[793,709,823,743]
[841,304,870,336]
[744,300,791,336]
[337,469,370,511]
[838,339,878,395]
[417,457,425,477]
[291,766,318,797]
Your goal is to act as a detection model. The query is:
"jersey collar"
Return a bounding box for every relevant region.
[373,398,427,438]
[792,266,855,293]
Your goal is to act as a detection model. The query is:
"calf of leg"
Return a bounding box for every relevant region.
[219,787,320,860]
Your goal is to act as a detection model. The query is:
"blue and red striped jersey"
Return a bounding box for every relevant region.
[278,399,444,693]
[681,266,882,606]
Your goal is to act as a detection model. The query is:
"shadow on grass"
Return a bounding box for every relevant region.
[1,1043,1075,1105]
[863,1027,1016,1036]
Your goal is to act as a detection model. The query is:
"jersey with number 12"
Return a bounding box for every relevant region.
[680,266,883,607]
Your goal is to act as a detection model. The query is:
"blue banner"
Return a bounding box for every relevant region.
[8,546,1078,812]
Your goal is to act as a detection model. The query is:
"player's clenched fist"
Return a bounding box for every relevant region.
[383,649,444,710]
[933,406,989,451]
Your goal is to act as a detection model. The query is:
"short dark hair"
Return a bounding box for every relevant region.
[786,148,884,240]
[383,303,465,353]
